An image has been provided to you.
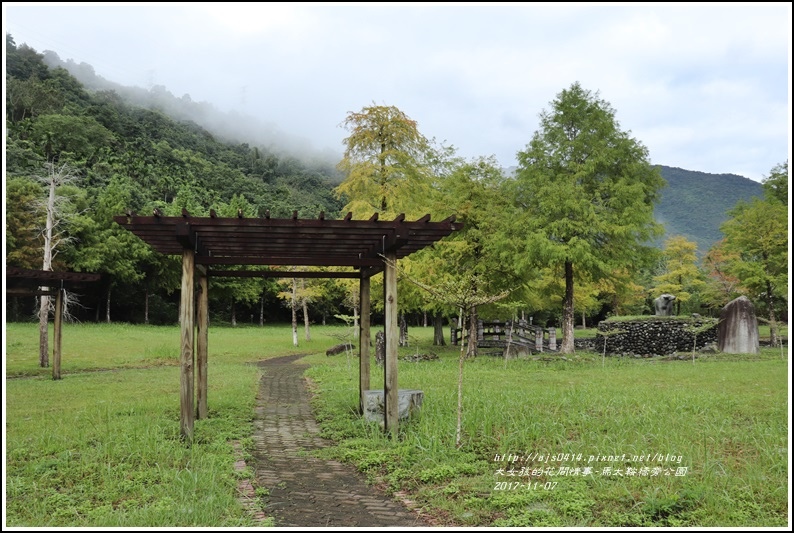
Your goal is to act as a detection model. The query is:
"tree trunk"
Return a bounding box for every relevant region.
[353,304,359,338]
[560,260,575,354]
[582,310,586,329]
[458,307,464,347]
[302,279,310,341]
[433,312,446,346]
[423,310,428,327]
[260,291,265,326]
[467,305,478,358]
[39,171,57,366]
[145,289,150,324]
[105,286,111,324]
[399,312,408,346]
[766,279,778,346]
[291,278,298,347]
[39,295,49,367]
[231,298,237,327]
[456,315,466,448]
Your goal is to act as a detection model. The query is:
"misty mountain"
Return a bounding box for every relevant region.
[31,41,764,255]
[39,49,343,171]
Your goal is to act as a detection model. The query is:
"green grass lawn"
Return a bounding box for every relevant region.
[4,322,790,526]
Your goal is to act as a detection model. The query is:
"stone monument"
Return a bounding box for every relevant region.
[718,296,759,354]
[654,294,677,316]
[362,389,424,426]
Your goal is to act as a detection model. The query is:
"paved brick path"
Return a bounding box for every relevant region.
[251,354,429,527]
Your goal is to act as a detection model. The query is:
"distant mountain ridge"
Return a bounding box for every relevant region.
[655,165,763,254]
[504,165,763,254]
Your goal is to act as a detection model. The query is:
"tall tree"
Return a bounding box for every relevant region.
[334,103,435,218]
[69,174,151,322]
[34,162,81,366]
[512,82,665,353]
[417,156,519,354]
[720,162,788,344]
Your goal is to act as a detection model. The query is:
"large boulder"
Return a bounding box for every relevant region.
[718,296,759,354]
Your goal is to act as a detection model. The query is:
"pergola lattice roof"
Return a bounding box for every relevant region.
[112,208,462,440]
[113,210,462,275]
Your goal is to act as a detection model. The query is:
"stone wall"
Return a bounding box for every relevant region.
[595,317,719,357]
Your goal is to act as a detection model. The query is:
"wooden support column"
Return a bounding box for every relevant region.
[359,275,371,414]
[196,266,209,420]
[52,286,63,380]
[180,249,196,441]
[383,250,399,438]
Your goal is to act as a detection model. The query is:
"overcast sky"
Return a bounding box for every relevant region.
[3,2,791,182]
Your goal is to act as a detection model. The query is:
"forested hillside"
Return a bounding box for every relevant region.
[5,35,344,323]
[656,165,763,253]
[4,35,777,327]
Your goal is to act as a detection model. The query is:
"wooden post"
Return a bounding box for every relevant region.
[383,250,399,439]
[196,266,208,420]
[359,276,371,414]
[180,249,195,441]
[52,286,63,380]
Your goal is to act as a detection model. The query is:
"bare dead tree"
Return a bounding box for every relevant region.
[33,162,80,367]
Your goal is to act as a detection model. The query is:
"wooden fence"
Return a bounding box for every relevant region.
[450,319,557,355]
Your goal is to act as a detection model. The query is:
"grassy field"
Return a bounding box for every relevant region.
[3,321,790,527]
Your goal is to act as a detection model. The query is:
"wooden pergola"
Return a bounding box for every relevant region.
[5,267,102,379]
[113,209,462,440]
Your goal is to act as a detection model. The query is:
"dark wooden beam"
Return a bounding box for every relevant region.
[359,276,371,414]
[209,270,360,279]
[6,289,57,297]
[383,249,399,439]
[196,256,382,267]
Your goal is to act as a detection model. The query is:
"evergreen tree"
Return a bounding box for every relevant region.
[334,103,435,218]
[512,82,665,353]
[720,162,788,344]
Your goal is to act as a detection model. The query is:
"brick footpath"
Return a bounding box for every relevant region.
[246,353,429,527]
